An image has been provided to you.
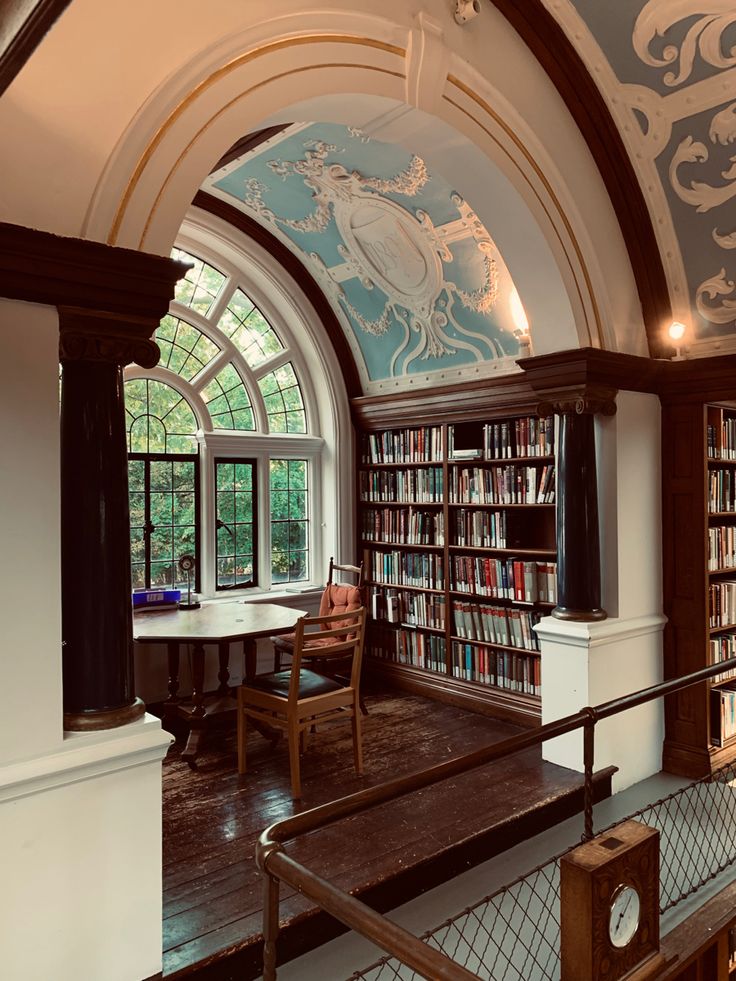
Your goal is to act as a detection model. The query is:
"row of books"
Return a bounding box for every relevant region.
[361,507,444,546]
[708,418,736,461]
[367,549,445,589]
[708,525,736,570]
[708,468,736,513]
[368,627,447,673]
[482,417,555,460]
[452,600,542,651]
[710,633,736,683]
[362,426,442,464]
[370,587,446,630]
[448,465,555,505]
[711,683,736,746]
[709,580,736,628]
[452,556,558,604]
[453,509,508,548]
[451,642,541,695]
[360,467,444,503]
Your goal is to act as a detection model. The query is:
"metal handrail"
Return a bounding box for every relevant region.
[256,654,736,980]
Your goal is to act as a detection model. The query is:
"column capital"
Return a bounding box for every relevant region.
[58,307,160,367]
[537,387,617,418]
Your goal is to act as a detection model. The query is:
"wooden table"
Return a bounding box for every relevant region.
[133,601,306,764]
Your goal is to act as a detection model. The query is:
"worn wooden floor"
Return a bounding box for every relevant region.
[161,690,609,980]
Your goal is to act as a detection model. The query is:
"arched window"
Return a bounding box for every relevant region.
[125,242,323,596]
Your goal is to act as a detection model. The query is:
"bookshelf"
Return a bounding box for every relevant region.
[360,416,556,726]
[663,401,736,776]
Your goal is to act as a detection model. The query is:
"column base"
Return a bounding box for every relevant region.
[64,696,146,732]
[553,605,607,622]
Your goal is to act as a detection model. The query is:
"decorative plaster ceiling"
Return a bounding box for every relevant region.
[204,123,525,391]
[553,0,736,354]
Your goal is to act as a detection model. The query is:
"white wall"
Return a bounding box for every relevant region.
[541,392,665,791]
[0,298,171,981]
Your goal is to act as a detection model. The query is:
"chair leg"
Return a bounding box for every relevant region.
[359,693,369,716]
[237,690,248,775]
[287,719,302,799]
[273,648,281,672]
[351,703,364,775]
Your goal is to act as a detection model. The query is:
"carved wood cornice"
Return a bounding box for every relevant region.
[0,220,188,319]
[0,221,188,366]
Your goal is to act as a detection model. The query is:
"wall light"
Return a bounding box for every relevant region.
[667,320,687,360]
[509,287,532,354]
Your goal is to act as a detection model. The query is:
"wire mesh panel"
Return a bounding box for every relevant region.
[348,761,736,981]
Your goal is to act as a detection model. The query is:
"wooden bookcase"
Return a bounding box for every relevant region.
[663,401,736,777]
[359,413,556,728]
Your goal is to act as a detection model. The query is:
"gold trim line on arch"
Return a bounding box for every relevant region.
[137,62,406,250]
[108,35,406,246]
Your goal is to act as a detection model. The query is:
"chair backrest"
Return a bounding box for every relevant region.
[318,557,365,628]
[288,606,367,702]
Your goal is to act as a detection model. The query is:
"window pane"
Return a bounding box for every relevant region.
[270,459,309,583]
[127,454,198,592]
[258,363,306,433]
[125,379,198,454]
[155,317,219,384]
[215,459,257,590]
[202,366,255,432]
[171,248,226,317]
[219,289,284,368]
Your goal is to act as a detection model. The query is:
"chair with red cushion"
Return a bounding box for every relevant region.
[237,606,367,799]
[272,558,367,713]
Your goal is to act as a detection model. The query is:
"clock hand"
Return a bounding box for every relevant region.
[616,893,633,928]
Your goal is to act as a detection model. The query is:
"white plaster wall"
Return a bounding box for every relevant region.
[1,717,170,981]
[0,298,63,764]
[541,392,665,791]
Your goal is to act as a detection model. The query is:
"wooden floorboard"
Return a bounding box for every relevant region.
[161,688,611,979]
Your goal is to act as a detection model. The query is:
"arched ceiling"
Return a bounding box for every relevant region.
[203,121,534,393]
[2,0,734,363]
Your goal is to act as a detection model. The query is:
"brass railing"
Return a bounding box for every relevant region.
[256,656,736,980]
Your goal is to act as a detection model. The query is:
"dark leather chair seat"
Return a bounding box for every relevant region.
[248,669,342,699]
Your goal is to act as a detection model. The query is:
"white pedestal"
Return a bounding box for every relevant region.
[0,714,172,981]
[538,614,666,792]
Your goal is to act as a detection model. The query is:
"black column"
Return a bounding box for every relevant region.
[543,396,616,622]
[60,317,159,730]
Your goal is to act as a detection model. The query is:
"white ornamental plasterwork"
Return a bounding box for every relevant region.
[633,2,736,88]
[242,142,501,367]
[669,100,736,326]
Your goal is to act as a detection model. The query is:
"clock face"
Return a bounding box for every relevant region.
[608,884,641,948]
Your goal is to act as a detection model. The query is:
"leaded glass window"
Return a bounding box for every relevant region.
[219,288,284,368]
[171,248,226,316]
[129,456,199,590]
[125,378,198,454]
[259,363,306,433]
[270,459,308,583]
[215,460,256,590]
[201,364,255,430]
[156,315,219,381]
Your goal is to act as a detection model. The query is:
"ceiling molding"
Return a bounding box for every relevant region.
[0,0,71,98]
[487,0,672,358]
[193,190,363,398]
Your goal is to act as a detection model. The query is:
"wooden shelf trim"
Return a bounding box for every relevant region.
[450,635,541,656]
[366,579,446,595]
[448,544,556,557]
[449,455,555,465]
[360,539,445,551]
[447,502,555,509]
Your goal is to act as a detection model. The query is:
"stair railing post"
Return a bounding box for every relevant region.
[262,869,280,980]
[582,709,596,841]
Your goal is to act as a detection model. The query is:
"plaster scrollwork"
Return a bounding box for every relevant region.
[696,268,736,324]
[240,139,503,367]
[633,2,736,87]
[669,102,736,212]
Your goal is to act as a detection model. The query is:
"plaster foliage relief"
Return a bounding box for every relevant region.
[210,124,520,384]
[633,1,736,87]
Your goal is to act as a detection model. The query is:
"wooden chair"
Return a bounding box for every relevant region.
[237,606,367,799]
[272,557,368,715]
